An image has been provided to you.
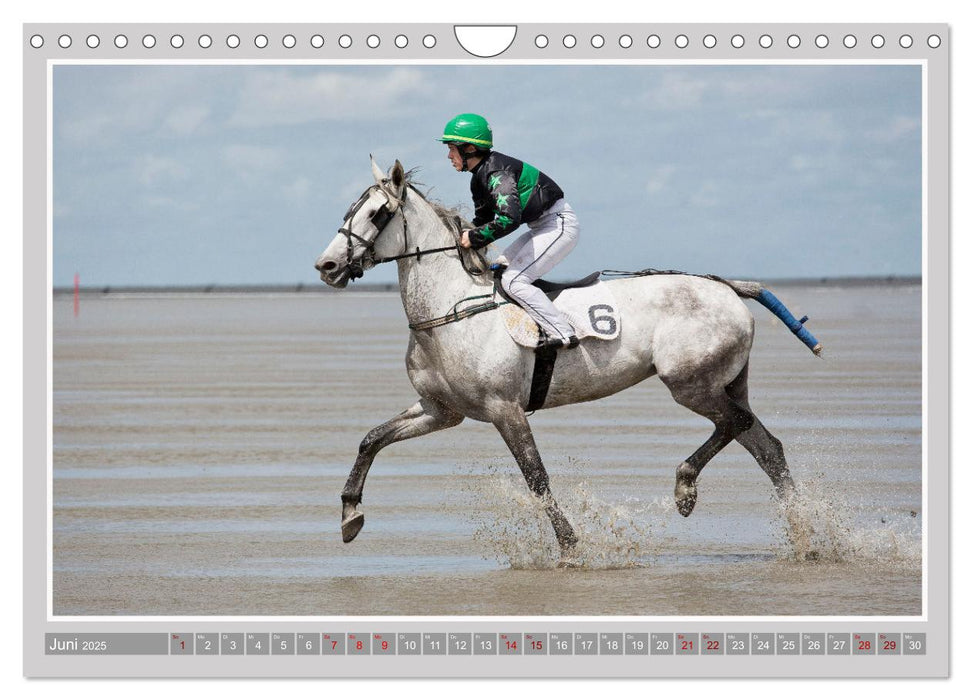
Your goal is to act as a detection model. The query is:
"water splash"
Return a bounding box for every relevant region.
[466,471,671,570]
[457,461,921,572]
[775,475,921,568]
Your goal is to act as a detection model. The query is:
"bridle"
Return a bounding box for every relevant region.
[337,183,483,280]
[337,184,404,280]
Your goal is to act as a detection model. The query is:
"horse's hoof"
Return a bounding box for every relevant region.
[341,511,365,543]
[556,557,582,569]
[674,481,697,517]
[676,496,696,517]
[674,463,698,517]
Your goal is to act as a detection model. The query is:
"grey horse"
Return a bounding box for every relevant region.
[315,158,819,562]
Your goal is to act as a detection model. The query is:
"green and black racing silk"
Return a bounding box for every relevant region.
[467,151,564,249]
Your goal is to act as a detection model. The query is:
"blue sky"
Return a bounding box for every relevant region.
[52,63,921,286]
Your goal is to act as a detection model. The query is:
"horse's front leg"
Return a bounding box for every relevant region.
[493,407,579,562]
[341,397,464,543]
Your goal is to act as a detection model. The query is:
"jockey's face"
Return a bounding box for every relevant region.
[446,143,465,171]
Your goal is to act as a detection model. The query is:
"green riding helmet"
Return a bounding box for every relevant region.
[438,113,493,149]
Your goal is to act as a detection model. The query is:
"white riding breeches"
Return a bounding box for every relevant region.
[500,200,580,341]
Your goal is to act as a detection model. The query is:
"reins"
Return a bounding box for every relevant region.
[601,268,728,284]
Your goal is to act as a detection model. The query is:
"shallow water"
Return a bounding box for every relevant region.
[52,285,922,616]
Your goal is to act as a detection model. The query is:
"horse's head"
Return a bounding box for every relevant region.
[315,156,408,288]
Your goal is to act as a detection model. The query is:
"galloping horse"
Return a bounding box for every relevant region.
[315,158,817,562]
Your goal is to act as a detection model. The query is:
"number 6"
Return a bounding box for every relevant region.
[588,304,617,334]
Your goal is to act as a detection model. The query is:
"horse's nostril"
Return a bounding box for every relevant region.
[320,260,338,272]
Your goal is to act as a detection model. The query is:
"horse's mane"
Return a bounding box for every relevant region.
[404,170,492,275]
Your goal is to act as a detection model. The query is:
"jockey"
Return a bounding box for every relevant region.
[439,113,581,351]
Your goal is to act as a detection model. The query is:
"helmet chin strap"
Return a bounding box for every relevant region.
[458,145,486,172]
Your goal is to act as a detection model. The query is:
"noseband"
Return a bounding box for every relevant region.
[337,184,481,279]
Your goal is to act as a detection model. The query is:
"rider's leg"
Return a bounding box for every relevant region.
[500,201,580,343]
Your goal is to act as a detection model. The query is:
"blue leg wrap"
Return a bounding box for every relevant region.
[755,289,821,355]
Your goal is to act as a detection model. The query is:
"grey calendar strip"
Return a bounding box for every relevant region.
[45,632,926,656]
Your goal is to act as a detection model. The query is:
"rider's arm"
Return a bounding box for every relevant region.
[467,169,522,249]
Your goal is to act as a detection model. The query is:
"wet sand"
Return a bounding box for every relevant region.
[52,285,922,616]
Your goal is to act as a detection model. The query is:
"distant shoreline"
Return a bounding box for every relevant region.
[52,275,921,296]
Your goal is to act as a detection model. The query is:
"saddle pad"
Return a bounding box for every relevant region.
[499,281,622,348]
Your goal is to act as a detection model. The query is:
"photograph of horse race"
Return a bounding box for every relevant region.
[52,63,922,616]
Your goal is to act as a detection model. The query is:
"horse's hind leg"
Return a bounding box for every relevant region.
[726,364,815,557]
[663,379,755,517]
[340,397,464,543]
[725,362,796,501]
[493,407,578,560]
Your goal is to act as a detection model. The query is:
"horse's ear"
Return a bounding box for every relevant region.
[370,154,384,184]
[390,160,406,196]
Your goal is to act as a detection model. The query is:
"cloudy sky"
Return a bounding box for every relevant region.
[52,63,921,287]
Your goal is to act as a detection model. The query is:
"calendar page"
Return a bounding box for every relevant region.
[23,21,949,679]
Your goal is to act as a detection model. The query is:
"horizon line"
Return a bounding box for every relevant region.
[52,274,922,296]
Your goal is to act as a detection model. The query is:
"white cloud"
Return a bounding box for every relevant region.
[720,73,798,101]
[645,164,678,194]
[624,69,798,113]
[282,176,313,202]
[641,73,711,110]
[56,67,219,144]
[58,112,118,144]
[866,116,920,143]
[338,178,374,203]
[138,155,189,187]
[141,194,200,212]
[754,109,844,147]
[788,153,836,172]
[164,105,211,136]
[228,68,432,128]
[786,152,842,187]
[688,181,721,208]
[220,144,287,173]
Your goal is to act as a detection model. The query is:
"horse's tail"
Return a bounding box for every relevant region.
[724,279,823,357]
[722,279,764,299]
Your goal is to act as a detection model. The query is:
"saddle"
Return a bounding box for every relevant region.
[491,263,601,304]
[533,271,603,296]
